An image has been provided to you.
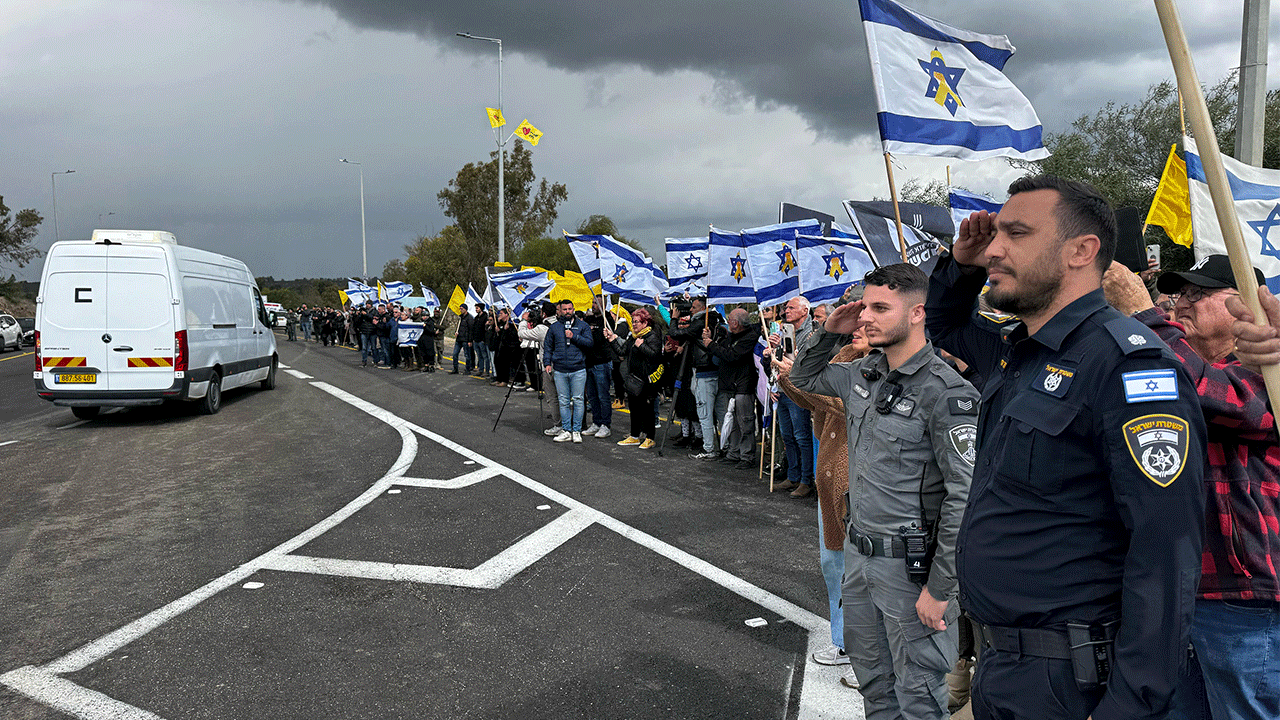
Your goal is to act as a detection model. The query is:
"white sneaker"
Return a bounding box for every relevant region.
[594,425,611,438]
[840,669,860,689]
[813,644,851,666]
[572,432,583,443]
[584,424,600,435]
[552,430,573,442]
[544,426,562,436]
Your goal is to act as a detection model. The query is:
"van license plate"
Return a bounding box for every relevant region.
[56,374,97,383]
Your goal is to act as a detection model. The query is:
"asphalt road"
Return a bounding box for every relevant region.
[0,334,864,719]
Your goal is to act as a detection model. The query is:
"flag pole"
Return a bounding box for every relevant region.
[883,152,910,262]
[1154,0,1280,418]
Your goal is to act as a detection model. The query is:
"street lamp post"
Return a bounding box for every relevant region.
[51,169,75,242]
[456,32,505,265]
[338,158,367,278]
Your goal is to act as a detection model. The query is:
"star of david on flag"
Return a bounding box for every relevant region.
[858,0,1047,161]
[1184,136,1280,292]
[565,232,603,287]
[490,268,555,317]
[798,232,876,303]
[346,279,377,306]
[665,237,709,285]
[743,219,819,307]
[595,235,668,304]
[707,227,756,304]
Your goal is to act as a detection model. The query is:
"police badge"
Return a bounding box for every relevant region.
[1121,414,1189,487]
[949,423,977,467]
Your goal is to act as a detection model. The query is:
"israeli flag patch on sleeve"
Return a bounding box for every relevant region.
[1122,369,1179,403]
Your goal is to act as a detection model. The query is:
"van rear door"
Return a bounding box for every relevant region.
[39,246,109,390]
[104,248,177,391]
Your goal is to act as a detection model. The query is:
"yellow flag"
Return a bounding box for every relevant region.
[447,285,466,315]
[338,289,350,306]
[377,281,387,300]
[549,270,595,310]
[514,119,543,146]
[486,107,505,128]
[493,261,514,268]
[1146,143,1193,248]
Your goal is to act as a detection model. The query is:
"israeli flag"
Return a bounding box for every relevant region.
[464,284,485,311]
[949,188,1004,238]
[798,233,876,304]
[858,0,1048,161]
[666,237,710,284]
[420,286,441,309]
[1122,369,1178,404]
[1185,137,1280,293]
[740,220,818,307]
[597,235,669,304]
[382,281,414,303]
[396,321,424,347]
[707,227,756,305]
[662,276,708,300]
[347,279,377,306]
[565,233,603,287]
[491,268,555,316]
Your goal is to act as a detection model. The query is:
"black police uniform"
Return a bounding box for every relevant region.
[926,254,1206,720]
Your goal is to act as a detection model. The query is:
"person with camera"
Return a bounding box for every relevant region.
[605,307,664,449]
[790,263,977,720]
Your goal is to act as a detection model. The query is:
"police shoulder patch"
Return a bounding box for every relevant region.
[949,423,978,467]
[1121,414,1189,487]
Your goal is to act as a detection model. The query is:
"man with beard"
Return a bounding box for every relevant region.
[926,175,1206,720]
[790,264,977,719]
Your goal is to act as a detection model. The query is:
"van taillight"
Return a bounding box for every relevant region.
[174,330,188,372]
[34,330,42,371]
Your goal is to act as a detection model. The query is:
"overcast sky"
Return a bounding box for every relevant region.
[3,0,1277,282]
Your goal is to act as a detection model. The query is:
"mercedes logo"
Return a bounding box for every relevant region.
[102,333,112,343]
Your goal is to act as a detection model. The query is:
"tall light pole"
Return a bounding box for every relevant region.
[338,158,367,278]
[1235,0,1270,165]
[51,169,75,242]
[456,32,505,264]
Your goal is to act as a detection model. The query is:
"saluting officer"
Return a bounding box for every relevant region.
[791,263,978,719]
[926,175,1206,720]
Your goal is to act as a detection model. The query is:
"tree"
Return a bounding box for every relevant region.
[381,259,409,283]
[1008,73,1280,271]
[402,225,474,300]
[575,214,644,251]
[437,141,568,284]
[0,197,43,269]
[514,236,577,273]
[898,178,950,208]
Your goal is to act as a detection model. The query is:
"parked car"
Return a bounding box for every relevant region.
[17,317,34,346]
[0,314,20,352]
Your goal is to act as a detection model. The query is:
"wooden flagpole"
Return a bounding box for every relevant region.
[884,153,910,263]
[1154,0,1280,417]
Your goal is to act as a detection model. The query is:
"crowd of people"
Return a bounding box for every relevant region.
[269,173,1279,720]
[285,303,449,372]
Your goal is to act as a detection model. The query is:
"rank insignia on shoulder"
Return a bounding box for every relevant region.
[948,397,978,415]
[949,423,978,466]
[1034,363,1075,398]
[1122,369,1178,403]
[853,384,870,398]
[1122,414,1189,487]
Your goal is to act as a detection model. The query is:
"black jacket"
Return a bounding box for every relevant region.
[611,326,664,394]
[353,311,374,335]
[471,311,490,343]
[706,324,759,394]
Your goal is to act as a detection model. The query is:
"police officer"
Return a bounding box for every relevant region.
[791,263,978,719]
[926,175,1206,720]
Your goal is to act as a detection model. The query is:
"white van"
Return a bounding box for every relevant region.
[34,229,278,418]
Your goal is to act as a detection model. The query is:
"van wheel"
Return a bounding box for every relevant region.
[200,372,222,415]
[261,358,277,390]
[71,406,100,420]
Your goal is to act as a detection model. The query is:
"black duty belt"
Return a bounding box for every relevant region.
[975,623,1074,660]
[850,531,906,558]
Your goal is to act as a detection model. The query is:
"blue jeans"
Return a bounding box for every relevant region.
[360,333,376,364]
[376,335,391,365]
[474,343,492,375]
[818,508,845,650]
[452,340,474,372]
[301,320,312,341]
[1190,599,1280,720]
[554,369,587,432]
[693,374,719,451]
[777,394,814,485]
[586,361,613,427]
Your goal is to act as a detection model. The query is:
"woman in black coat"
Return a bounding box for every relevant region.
[603,307,664,449]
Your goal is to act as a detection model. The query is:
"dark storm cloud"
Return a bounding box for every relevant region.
[305,0,1241,138]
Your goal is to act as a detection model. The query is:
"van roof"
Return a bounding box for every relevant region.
[91,229,178,244]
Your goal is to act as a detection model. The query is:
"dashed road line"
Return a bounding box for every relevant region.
[284,369,312,379]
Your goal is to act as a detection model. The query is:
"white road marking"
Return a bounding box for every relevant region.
[277,363,290,369]
[4,377,862,720]
[284,369,312,379]
[56,420,90,430]
[392,465,502,489]
[0,440,17,447]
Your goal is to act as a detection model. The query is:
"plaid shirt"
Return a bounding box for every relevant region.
[1137,308,1280,601]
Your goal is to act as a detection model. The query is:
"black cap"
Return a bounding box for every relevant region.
[1156,254,1265,293]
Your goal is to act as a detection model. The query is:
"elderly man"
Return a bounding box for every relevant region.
[769,295,820,498]
[1105,254,1278,720]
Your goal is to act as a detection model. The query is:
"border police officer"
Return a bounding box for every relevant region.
[926,175,1205,720]
[792,263,978,719]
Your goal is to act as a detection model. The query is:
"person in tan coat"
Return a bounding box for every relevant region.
[777,326,869,686]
